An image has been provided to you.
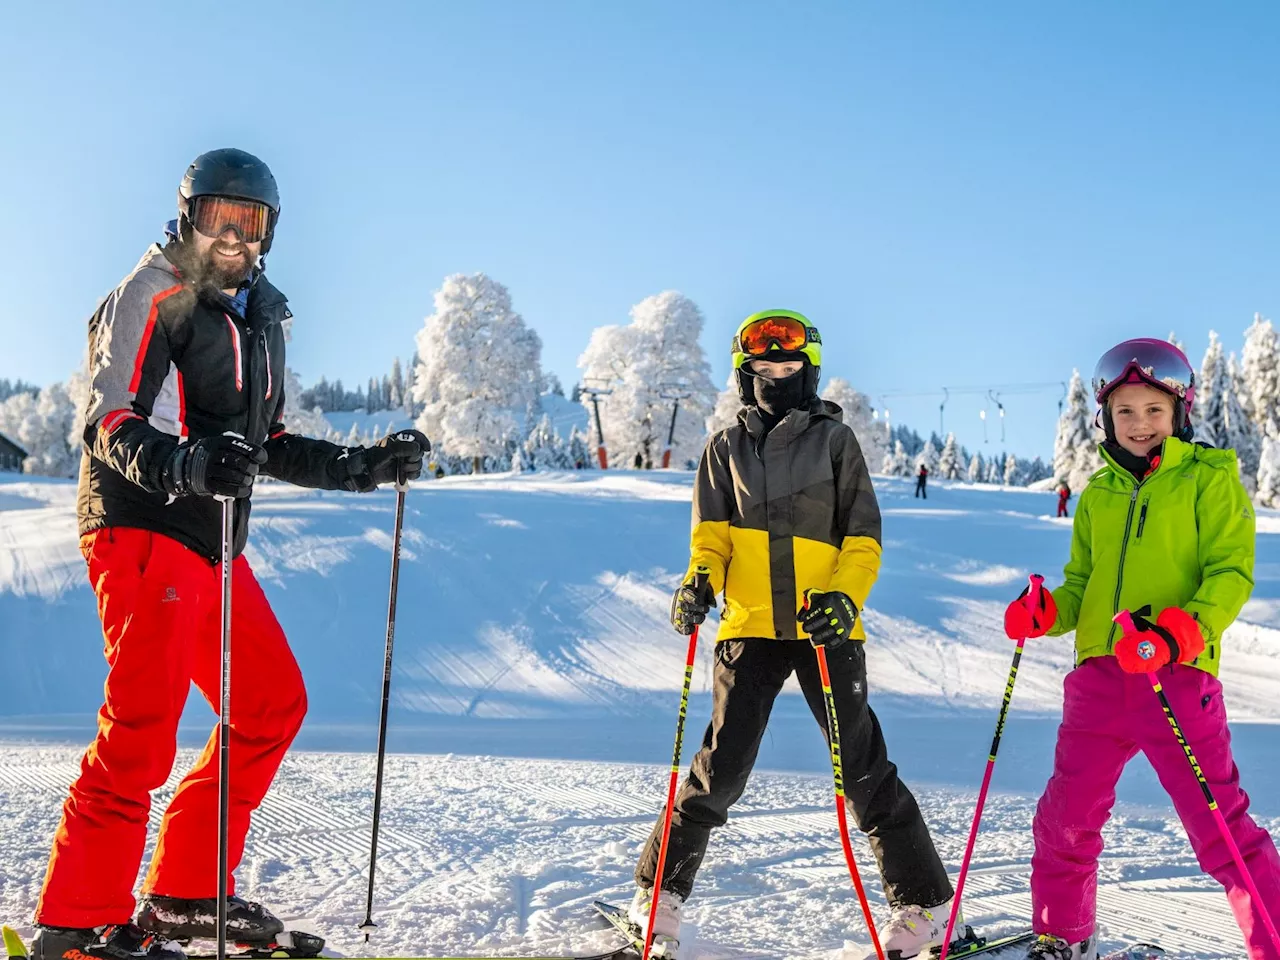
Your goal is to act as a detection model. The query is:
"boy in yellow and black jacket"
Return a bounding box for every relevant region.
[627,311,954,960]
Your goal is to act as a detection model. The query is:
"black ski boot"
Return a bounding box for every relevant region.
[135,897,283,946]
[30,923,186,960]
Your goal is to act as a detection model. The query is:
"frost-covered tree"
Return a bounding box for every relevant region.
[1196,331,1228,449]
[967,452,985,483]
[567,426,594,469]
[1168,331,1185,353]
[984,458,1001,484]
[403,359,419,418]
[936,432,962,480]
[706,371,743,436]
[577,291,715,469]
[883,439,911,477]
[1053,369,1103,491]
[1003,452,1020,487]
[0,382,77,477]
[523,413,570,471]
[1225,352,1260,494]
[821,377,889,471]
[1242,313,1280,441]
[915,439,939,473]
[1257,436,1280,508]
[413,273,544,472]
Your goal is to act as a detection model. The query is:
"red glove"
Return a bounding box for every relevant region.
[1114,606,1205,673]
[1004,579,1058,640]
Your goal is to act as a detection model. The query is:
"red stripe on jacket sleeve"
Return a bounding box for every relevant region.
[99,410,143,435]
[126,283,184,396]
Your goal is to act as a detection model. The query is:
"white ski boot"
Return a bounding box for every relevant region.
[626,887,683,958]
[1026,934,1098,960]
[865,900,957,960]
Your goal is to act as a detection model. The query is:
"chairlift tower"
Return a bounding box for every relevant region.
[658,382,694,469]
[579,378,615,469]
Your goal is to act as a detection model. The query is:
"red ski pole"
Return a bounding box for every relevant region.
[814,642,886,960]
[644,571,709,960]
[939,573,1043,960]
[1114,610,1280,956]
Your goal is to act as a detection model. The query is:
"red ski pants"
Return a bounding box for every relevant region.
[1032,657,1280,957]
[37,528,307,928]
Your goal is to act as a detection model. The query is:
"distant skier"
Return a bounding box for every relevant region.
[1003,338,1280,959]
[1056,480,1071,518]
[30,149,430,960]
[915,463,929,498]
[628,311,956,960]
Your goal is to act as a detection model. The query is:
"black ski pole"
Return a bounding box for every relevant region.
[360,468,409,942]
[216,489,235,960]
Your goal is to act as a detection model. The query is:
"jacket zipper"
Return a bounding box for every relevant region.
[224,314,244,392]
[1106,485,1141,652]
[1135,499,1149,539]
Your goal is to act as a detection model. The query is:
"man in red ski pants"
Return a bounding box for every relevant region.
[31,149,430,960]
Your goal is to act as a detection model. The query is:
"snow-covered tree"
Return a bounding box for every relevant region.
[1257,436,1280,508]
[1003,452,1020,487]
[821,377,889,471]
[1168,331,1186,353]
[1225,352,1260,494]
[967,452,985,483]
[915,439,939,474]
[984,458,1001,484]
[413,273,544,472]
[883,439,911,477]
[282,368,331,438]
[523,413,570,471]
[577,291,715,469]
[1196,331,1228,449]
[706,372,743,436]
[403,359,419,418]
[0,382,77,477]
[1242,313,1280,441]
[567,425,594,469]
[1053,369,1103,491]
[936,432,962,480]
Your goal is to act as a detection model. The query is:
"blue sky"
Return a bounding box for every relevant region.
[1,2,1276,457]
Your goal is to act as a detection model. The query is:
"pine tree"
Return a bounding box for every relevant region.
[1196,331,1228,448]
[883,439,911,477]
[1003,452,1020,486]
[967,452,984,483]
[916,439,938,473]
[936,432,962,480]
[1242,313,1280,440]
[389,357,405,410]
[1225,352,1260,494]
[984,459,1001,484]
[1257,436,1280,508]
[706,371,743,435]
[1054,369,1103,491]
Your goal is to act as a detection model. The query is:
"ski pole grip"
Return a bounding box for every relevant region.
[214,430,246,504]
[1025,573,1045,612]
[395,463,408,494]
[1113,608,1137,635]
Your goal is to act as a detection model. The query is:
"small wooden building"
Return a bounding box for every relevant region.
[0,432,28,473]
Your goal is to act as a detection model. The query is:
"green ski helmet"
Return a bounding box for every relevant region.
[731,309,823,403]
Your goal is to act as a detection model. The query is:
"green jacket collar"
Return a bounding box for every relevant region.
[1095,436,1192,486]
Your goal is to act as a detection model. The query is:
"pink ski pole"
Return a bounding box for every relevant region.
[939,574,1044,960]
[1114,610,1280,955]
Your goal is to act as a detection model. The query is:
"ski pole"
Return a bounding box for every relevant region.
[939,573,1044,960]
[215,490,235,960]
[644,570,709,960]
[360,468,410,942]
[813,639,886,960]
[1114,610,1280,956]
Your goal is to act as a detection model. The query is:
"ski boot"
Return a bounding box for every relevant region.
[135,897,282,946]
[1027,934,1098,960]
[29,923,185,960]
[625,887,683,958]
[864,900,957,959]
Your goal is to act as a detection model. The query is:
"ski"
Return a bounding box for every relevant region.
[4,926,25,960]
[593,901,675,959]
[1098,945,1164,960]
[182,930,326,959]
[929,929,1037,958]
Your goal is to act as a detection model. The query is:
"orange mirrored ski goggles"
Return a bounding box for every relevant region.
[737,314,811,355]
[191,195,274,243]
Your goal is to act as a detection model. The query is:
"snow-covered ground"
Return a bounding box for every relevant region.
[2,471,1278,958]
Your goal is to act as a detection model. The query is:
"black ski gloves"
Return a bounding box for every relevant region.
[799,590,858,649]
[340,429,431,492]
[670,570,715,636]
[164,434,268,499]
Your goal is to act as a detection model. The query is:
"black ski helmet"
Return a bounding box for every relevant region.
[178,148,281,253]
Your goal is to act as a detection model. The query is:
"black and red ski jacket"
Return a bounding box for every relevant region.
[79,243,364,561]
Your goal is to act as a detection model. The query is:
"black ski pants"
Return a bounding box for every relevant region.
[635,638,952,908]
[915,478,927,498]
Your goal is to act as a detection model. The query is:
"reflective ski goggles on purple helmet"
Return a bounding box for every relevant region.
[1092,338,1196,412]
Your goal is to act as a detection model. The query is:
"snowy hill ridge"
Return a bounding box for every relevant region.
[3,471,1279,726]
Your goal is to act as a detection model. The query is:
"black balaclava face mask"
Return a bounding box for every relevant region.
[752,366,808,419]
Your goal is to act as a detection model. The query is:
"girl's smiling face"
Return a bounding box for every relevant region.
[1108,382,1175,456]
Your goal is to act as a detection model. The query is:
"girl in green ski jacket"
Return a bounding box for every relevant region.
[1002,338,1280,960]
